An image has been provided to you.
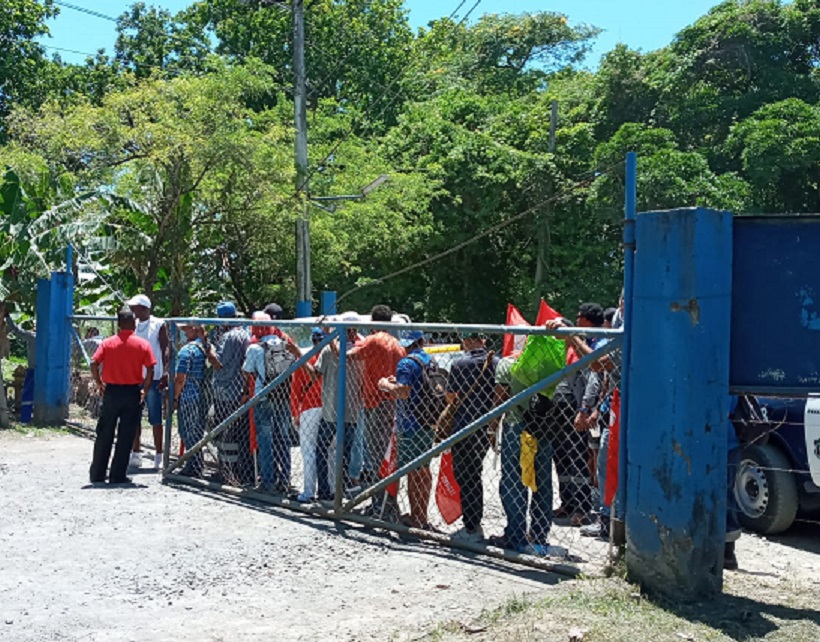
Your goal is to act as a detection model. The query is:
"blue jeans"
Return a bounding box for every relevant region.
[178,395,205,476]
[349,411,365,480]
[144,379,163,426]
[316,420,356,499]
[499,421,554,548]
[254,399,292,487]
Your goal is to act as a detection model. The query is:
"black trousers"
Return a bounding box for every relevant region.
[214,395,253,485]
[549,402,594,514]
[452,430,491,531]
[90,384,141,482]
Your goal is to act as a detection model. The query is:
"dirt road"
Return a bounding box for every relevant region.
[0,430,560,642]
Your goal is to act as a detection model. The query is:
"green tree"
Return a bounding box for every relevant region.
[0,0,58,139]
[409,12,600,98]
[726,98,820,212]
[185,0,414,127]
[8,62,296,315]
[115,2,212,78]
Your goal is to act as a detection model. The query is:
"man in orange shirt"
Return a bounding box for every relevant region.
[346,305,405,516]
[89,307,157,485]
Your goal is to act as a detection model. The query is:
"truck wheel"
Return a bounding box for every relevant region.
[735,443,799,535]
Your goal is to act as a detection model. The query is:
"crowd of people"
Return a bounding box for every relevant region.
[86,294,630,558]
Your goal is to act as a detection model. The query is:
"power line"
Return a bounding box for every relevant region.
[42,44,99,58]
[53,0,207,52]
[336,161,623,305]
[53,1,117,23]
[295,0,484,197]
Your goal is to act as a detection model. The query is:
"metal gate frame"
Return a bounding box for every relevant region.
[153,317,622,576]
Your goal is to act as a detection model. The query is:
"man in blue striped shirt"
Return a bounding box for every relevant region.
[174,324,208,477]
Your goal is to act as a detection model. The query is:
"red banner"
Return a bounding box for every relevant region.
[502,304,529,357]
[435,450,462,524]
[604,388,621,507]
[379,432,399,497]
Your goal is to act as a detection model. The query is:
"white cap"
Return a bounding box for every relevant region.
[340,311,360,323]
[126,294,152,309]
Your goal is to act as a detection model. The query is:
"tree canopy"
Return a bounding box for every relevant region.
[1,0,817,321]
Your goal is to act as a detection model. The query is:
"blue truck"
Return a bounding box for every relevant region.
[734,397,820,534]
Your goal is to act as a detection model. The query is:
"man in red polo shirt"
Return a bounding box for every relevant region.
[89,307,157,484]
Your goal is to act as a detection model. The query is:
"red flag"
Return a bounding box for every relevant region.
[435,450,462,524]
[503,304,530,357]
[535,299,576,363]
[380,432,399,497]
[249,379,258,454]
[604,388,621,507]
[535,299,562,324]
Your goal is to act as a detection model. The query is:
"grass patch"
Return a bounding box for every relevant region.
[420,576,820,642]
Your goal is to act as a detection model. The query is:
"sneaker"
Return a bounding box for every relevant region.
[295,493,315,503]
[451,526,484,544]
[153,453,163,470]
[486,534,511,549]
[580,517,610,540]
[570,511,592,527]
[129,452,143,469]
[518,543,568,558]
[108,476,134,485]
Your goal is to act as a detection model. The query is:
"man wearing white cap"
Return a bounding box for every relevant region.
[127,294,169,470]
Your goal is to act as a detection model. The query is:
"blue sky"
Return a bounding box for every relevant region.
[40,0,726,67]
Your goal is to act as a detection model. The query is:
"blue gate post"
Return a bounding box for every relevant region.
[33,269,74,425]
[321,291,337,316]
[625,207,733,598]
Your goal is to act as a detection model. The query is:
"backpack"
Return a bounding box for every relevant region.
[262,336,295,394]
[407,354,448,430]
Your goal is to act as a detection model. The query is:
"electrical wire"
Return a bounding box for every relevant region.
[293,0,484,196]
[335,160,622,305]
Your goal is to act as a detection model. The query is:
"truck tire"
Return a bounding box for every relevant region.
[734,443,799,535]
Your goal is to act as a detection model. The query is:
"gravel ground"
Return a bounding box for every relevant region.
[3,430,818,642]
[0,430,563,642]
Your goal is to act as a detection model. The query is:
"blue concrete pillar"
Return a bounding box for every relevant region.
[33,271,74,425]
[321,290,337,316]
[625,207,733,598]
[296,300,312,318]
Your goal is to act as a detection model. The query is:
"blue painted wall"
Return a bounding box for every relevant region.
[731,216,820,395]
[626,208,733,598]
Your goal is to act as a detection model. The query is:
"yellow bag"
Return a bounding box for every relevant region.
[520,430,538,492]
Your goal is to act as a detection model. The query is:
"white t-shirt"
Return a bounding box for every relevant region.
[136,316,164,379]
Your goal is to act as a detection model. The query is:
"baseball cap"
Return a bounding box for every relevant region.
[311,326,324,338]
[399,330,424,348]
[216,301,237,318]
[126,294,152,309]
[264,302,284,320]
[340,312,360,323]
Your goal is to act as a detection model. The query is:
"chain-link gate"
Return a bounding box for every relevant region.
[67,314,625,575]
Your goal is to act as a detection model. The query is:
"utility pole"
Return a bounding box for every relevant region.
[534,100,558,313]
[293,0,311,318]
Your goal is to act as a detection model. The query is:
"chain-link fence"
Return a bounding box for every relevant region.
[68,315,631,573]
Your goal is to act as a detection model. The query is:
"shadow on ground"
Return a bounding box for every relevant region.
[766,519,820,556]
[169,479,565,588]
[655,587,820,641]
